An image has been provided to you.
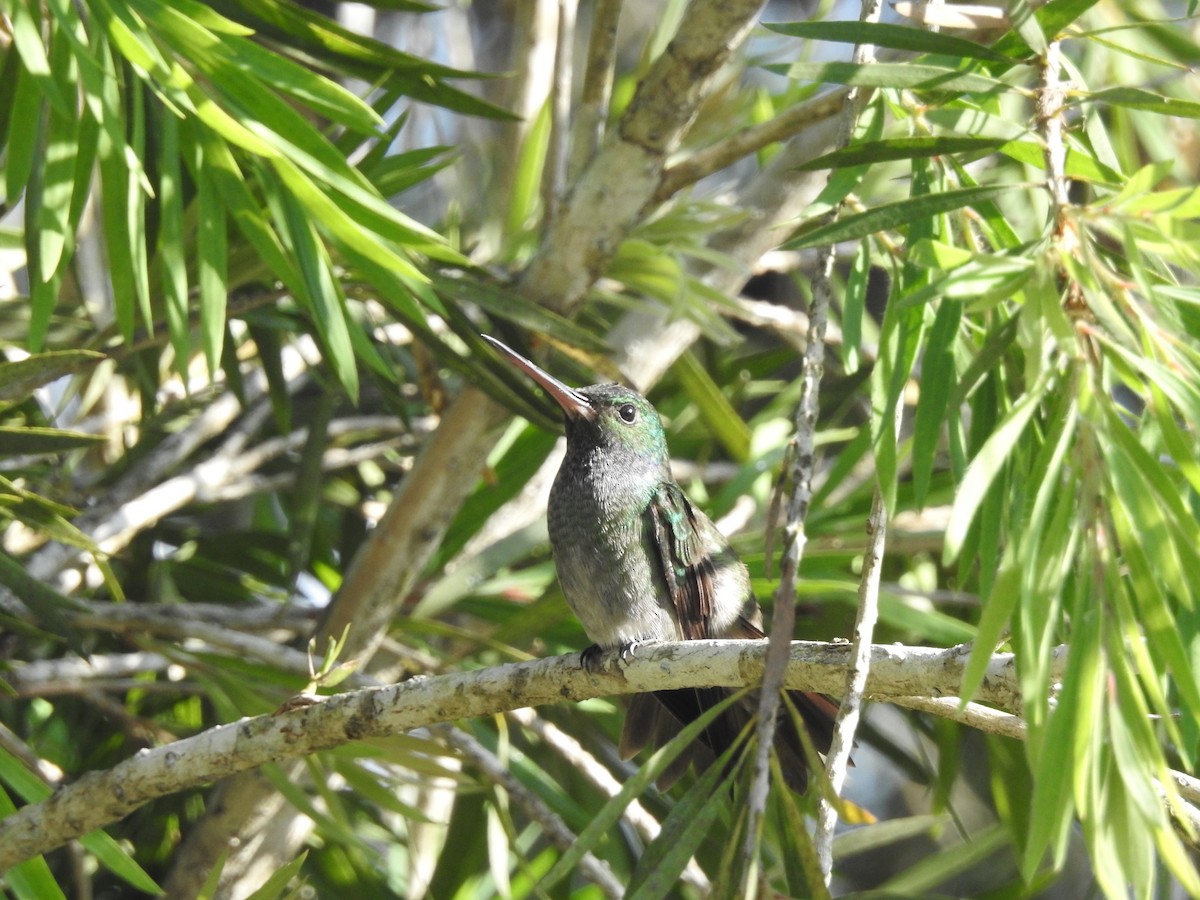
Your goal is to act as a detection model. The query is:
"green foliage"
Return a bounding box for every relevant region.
[1,0,1198,897]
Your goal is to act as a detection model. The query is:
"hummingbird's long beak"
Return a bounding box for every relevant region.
[482,335,596,421]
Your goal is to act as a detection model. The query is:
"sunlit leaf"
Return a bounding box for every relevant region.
[786,185,1021,250]
[766,61,1009,94]
[766,20,1013,62]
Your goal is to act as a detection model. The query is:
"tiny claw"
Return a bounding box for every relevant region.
[580,645,605,672]
[617,640,644,663]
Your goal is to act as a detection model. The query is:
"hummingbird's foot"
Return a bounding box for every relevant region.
[580,644,605,672]
[581,640,656,671]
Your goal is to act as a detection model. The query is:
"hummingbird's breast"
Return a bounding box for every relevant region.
[547,450,678,649]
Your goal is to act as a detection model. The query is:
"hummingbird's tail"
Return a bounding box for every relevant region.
[620,687,838,792]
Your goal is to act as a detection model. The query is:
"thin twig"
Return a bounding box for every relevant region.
[657,88,849,201]
[485,0,558,251]
[567,0,622,181]
[543,0,576,229]
[745,0,884,880]
[817,487,887,880]
[7,651,172,695]
[743,231,834,877]
[74,600,317,634]
[804,0,887,880]
[888,695,1027,739]
[1039,38,1070,215]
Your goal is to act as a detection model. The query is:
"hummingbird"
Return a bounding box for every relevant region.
[482,334,836,790]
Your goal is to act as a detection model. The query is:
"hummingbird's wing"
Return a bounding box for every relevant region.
[636,481,840,792]
[648,482,719,640]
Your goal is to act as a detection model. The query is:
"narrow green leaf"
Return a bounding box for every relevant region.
[129,80,154,338]
[997,137,1124,184]
[428,273,608,355]
[766,61,1009,94]
[1033,0,1103,39]
[1089,86,1200,118]
[190,126,301,288]
[795,135,1008,172]
[766,20,1013,61]
[271,184,359,401]
[34,24,81,284]
[90,0,169,78]
[78,829,164,894]
[158,111,191,375]
[95,55,135,343]
[538,692,743,891]
[10,0,72,118]
[5,65,44,207]
[0,745,54,801]
[880,823,1009,893]
[944,369,1053,561]
[194,142,228,380]
[23,105,55,351]
[0,38,18,156]
[505,98,552,250]
[234,0,492,82]
[675,350,751,463]
[948,314,1020,411]
[833,814,951,859]
[369,147,457,198]
[0,426,106,454]
[272,157,426,283]
[142,0,382,133]
[787,185,1021,251]
[244,852,307,900]
[1149,382,1200,496]
[1106,408,1200,592]
[626,742,737,899]
[1008,0,1049,54]
[1022,608,1099,879]
[769,754,829,896]
[1114,185,1200,219]
[1102,461,1200,722]
[911,299,962,506]
[841,241,869,374]
[7,851,68,900]
[958,552,1021,707]
[0,350,105,401]
[0,549,85,650]
[178,74,282,159]
[1105,657,1164,824]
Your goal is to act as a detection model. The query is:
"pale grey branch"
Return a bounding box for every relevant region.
[0,639,1060,870]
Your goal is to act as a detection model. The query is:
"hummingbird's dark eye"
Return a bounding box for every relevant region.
[617,403,638,424]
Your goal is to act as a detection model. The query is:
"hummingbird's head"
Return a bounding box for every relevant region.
[570,383,666,459]
[481,335,668,465]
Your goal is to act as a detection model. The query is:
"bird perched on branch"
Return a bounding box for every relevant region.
[483,335,836,790]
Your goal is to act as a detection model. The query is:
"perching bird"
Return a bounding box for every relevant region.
[483,335,836,790]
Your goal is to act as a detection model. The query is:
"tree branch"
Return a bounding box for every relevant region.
[656,88,848,202]
[0,639,1064,870]
[518,0,766,314]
